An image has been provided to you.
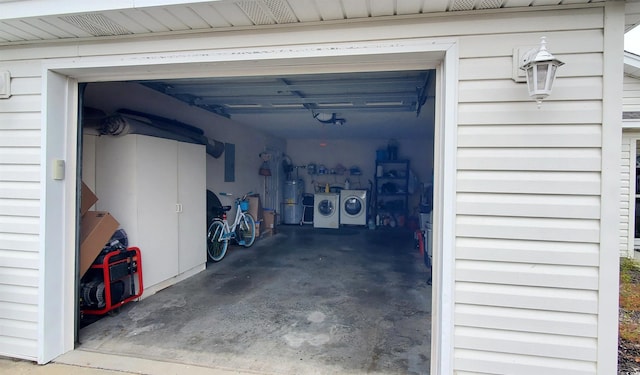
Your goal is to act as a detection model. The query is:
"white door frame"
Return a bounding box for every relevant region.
[40,37,459,374]
[623,125,640,258]
[38,70,80,363]
[630,134,639,257]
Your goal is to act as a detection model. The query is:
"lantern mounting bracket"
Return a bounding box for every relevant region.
[512,46,537,83]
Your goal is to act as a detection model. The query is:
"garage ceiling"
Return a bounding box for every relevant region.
[134,69,436,139]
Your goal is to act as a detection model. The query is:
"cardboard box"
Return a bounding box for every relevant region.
[81,182,98,216]
[248,195,263,220]
[80,211,119,277]
[262,209,276,235]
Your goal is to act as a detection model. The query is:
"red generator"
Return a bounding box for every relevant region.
[81,246,143,315]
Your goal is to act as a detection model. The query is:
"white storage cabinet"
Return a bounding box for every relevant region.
[95,134,206,292]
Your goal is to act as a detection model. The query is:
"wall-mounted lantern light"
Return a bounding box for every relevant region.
[520,37,564,108]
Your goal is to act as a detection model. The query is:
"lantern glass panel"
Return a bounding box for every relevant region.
[536,64,549,92]
[547,64,558,89]
[526,67,534,95]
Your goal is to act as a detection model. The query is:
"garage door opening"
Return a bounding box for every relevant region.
[39,37,458,373]
[75,68,436,373]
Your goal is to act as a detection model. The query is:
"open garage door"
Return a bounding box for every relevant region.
[40,36,458,374]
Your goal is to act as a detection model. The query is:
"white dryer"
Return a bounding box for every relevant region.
[313,193,340,229]
[340,190,368,226]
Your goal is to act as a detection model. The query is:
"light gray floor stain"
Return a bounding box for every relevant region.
[307,311,326,323]
[126,323,165,337]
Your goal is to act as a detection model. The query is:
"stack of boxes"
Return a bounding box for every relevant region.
[247,194,276,236]
[79,182,119,278]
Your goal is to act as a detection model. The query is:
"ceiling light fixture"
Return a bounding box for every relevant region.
[224,104,262,108]
[365,101,404,106]
[313,112,346,126]
[271,103,305,108]
[316,102,353,107]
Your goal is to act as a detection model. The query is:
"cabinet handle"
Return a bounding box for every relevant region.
[176,203,183,213]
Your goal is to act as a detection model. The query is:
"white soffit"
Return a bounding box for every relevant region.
[0,0,604,45]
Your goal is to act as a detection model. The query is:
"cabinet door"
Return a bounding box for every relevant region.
[177,142,206,272]
[95,135,138,235]
[136,136,180,287]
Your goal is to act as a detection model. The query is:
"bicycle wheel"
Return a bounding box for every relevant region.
[237,213,256,247]
[207,220,228,262]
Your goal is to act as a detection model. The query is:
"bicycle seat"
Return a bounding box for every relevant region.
[222,205,232,212]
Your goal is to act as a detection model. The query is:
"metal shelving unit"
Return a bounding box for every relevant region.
[374,159,410,227]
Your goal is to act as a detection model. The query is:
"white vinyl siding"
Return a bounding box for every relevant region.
[624,74,640,111]
[0,60,42,360]
[0,4,621,373]
[454,8,604,374]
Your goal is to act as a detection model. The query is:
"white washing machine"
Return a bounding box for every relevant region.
[340,190,368,226]
[313,193,340,229]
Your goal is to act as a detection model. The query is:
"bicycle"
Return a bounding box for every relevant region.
[207,192,257,262]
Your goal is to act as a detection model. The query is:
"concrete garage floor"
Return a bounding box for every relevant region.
[74,225,432,374]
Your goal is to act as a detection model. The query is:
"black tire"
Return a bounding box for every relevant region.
[237,213,256,247]
[207,220,228,262]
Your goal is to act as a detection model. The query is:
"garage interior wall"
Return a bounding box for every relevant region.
[286,138,433,206]
[0,4,622,374]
